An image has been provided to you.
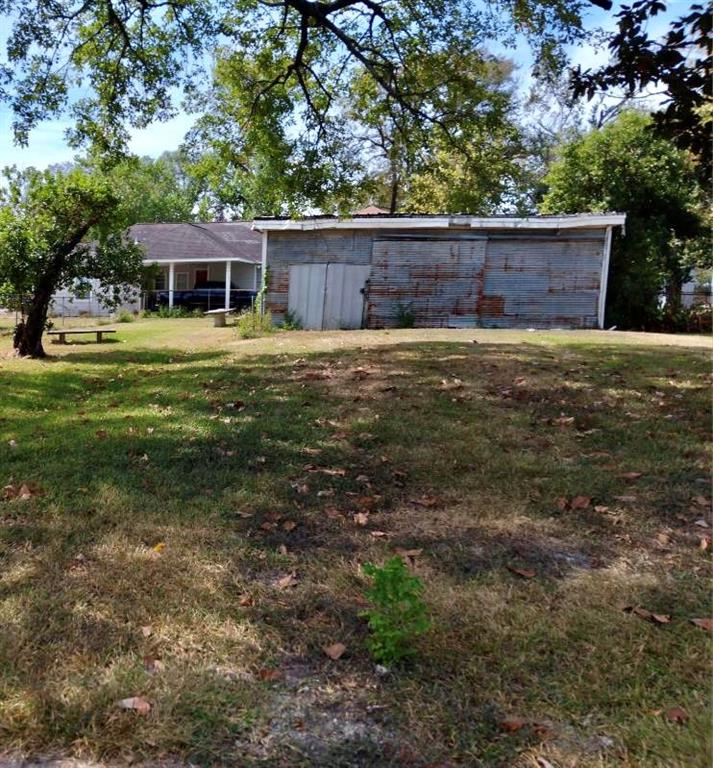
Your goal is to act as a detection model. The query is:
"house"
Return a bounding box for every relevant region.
[48,222,262,317]
[253,213,626,330]
[133,222,262,309]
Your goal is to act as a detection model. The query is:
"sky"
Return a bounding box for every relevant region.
[0,2,680,170]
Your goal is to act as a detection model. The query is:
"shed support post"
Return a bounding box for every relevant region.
[598,226,613,329]
[225,260,232,310]
[168,262,175,308]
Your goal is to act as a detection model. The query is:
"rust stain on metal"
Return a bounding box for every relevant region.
[477,294,505,317]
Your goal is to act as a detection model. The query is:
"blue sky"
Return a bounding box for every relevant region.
[0,2,679,170]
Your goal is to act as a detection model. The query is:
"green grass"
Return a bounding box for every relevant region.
[0,318,711,766]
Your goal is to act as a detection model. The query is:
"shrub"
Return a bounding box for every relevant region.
[116,309,135,323]
[361,556,430,666]
[395,302,416,328]
[151,306,201,319]
[282,309,303,331]
[236,307,275,339]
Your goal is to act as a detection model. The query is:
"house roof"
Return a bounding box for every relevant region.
[253,213,626,232]
[131,222,262,264]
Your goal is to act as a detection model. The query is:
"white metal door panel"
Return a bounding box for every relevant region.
[323,264,371,329]
[288,264,326,330]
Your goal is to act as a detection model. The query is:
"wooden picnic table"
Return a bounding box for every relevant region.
[205,308,236,327]
[47,327,117,344]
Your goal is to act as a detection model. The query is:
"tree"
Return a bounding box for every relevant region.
[108,153,198,223]
[571,1,712,181]
[0,166,143,357]
[345,49,523,214]
[540,110,704,328]
[0,0,599,157]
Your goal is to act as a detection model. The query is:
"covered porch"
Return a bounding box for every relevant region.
[144,259,260,310]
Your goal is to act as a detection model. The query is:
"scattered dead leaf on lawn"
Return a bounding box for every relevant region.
[507,565,536,579]
[3,483,43,501]
[395,547,423,561]
[258,668,283,681]
[353,512,370,526]
[282,520,298,532]
[692,495,709,508]
[570,496,591,510]
[324,507,342,519]
[690,618,713,632]
[620,472,644,481]
[275,572,298,590]
[693,518,710,529]
[370,530,389,538]
[664,707,688,724]
[322,642,347,660]
[117,696,151,715]
[151,542,166,554]
[143,656,164,674]
[140,625,152,637]
[238,594,254,607]
[500,716,527,732]
[623,606,671,625]
[95,429,108,440]
[594,505,610,513]
[410,495,439,508]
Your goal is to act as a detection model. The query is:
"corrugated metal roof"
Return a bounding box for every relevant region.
[131,222,262,264]
[254,213,626,232]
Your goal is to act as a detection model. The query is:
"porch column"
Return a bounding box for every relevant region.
[225,260,232,309]
[168,262,175,308]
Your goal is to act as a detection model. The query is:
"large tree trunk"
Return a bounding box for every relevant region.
[14,287,53,357]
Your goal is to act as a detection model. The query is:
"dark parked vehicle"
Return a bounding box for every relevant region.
[148,281,257,312]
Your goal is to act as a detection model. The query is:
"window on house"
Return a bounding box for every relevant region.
[175,273,189,290]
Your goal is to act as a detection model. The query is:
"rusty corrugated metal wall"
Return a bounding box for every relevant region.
[265,227,607,329]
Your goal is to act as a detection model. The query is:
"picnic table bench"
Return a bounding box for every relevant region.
[47,327,117,344]
[205,307,236,327]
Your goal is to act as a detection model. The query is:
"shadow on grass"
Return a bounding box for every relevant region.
[0,339,710,764]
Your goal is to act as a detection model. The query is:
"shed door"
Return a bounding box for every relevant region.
[323,264,371,329]
[288,263,370,330]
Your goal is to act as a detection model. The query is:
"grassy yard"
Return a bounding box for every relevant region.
[0,318,710,767]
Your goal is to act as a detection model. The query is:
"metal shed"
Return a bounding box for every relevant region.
[254,214,626,330]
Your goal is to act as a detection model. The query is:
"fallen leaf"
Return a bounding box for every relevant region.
[692,495,709,508]
[620,472,643,481]
[95,429,108,440]
[151,542,166,554]
[140,625,152,637]
[694,518,710,529]
[664,707,688,724]
[410,495,439,508]
[277,544,288,555]
[353,512,370,526]
[555,497,569,510]
[143,656,164,674]
[324,506,342,519]
[594,505,610,513]
[570,495,590,510]
[395,547,423,560]
[238,594,254,607]
[507,565,536,579]
[275,572,298,590]
[614,495,637,503]
[500,715,527,732]
[624,606,671,625]
[258,668,282,681]
[690,618,713,632]
[553,415,575,426]
[356,474,370,484]
[260,522,276,532]
[282,520,297,532]
[322,642,346,660]
[370,530,389,538]
[117,696,151,715]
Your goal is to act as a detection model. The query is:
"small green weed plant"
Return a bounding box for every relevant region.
[361,556,430,665]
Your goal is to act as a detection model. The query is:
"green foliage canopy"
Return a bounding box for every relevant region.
[541,111,705,328]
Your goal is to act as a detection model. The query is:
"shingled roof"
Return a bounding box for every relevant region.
[131,222,262,264]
